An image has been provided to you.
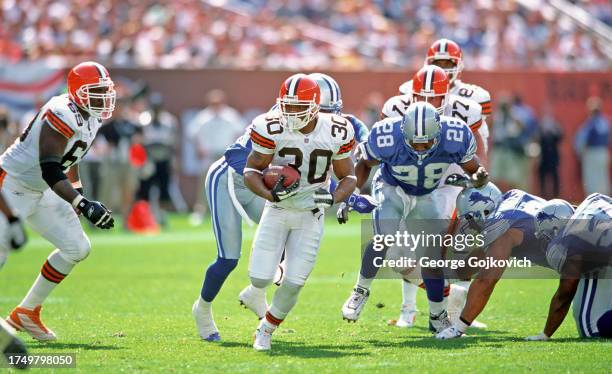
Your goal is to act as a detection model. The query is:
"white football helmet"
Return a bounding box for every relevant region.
[534,199,575,241]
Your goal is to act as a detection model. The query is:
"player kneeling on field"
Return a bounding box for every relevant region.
[0,62,115,341]
[243,74,356,351]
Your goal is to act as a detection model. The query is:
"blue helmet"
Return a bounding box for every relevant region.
[401,102,441,160]
[308,73,342,114]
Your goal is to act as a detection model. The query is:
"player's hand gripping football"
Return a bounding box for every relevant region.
[471,166,489,188]
[74,197,114,229]
[271,175,299,202]
[337,194,379,224]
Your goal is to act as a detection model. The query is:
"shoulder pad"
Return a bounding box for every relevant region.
[398,80,413,95]
[43,96,83,139]
[249,112,282,153]
[454,81,491,115]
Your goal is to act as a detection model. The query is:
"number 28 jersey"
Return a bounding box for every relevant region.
[0,94,102,192]
[362,116,475,196]
[250,112,355,210]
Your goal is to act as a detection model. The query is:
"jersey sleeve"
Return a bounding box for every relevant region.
[459,128,476,164]
[332,115,356,160]
[249,115,278,155]
[475,88,492,117]
[43,107,77,139]
[343,114,370,143]
[381,95,410,119]
[467,101,483,132]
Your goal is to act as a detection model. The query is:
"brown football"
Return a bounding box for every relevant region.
[263,165,300,189]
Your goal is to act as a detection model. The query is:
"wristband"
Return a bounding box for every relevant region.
[72,194,85,209]
[243,168,263,175]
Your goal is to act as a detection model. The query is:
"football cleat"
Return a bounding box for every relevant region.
[447,284,487,329]
[435,325,465,340]
[342,286,370,322]
[394,305,417,328]
[0,319,29,369]
[253,327,273,351]
[7,306,56,341]
[192,299,220,342]
[239,285,268,319]
[429,310,452,334]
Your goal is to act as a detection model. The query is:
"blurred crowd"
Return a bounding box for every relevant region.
[2,0,610,71]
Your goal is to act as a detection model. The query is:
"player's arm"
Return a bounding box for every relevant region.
[331,157,356,204]
[355,156,379,190]
[66,164,83,194]
[39,123,113,229]
[530,256,581,340]
[243,150,276,202]
[473,130,488,168]
[536,277,580,339]
[459,228,522,325]
[456,127,488,188]
[0,193,26,250]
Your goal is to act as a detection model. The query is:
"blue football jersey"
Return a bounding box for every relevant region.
[223,127,252,175]
[479,189,549,267]
[546,193,612,272]
[363,116,475,196]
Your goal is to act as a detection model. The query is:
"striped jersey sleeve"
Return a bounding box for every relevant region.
[249,116,277,154]
[44,109,76,139]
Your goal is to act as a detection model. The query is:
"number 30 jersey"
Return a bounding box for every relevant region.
[362,116,475,196]
[0,94,102,192]
[250,112,355,210]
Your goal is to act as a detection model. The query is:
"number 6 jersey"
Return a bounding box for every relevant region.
[0,94,102,192]
[249,111,355,210]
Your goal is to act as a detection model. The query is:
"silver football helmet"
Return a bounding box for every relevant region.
[456,183,503,230]
[534,199,575,241]
[308,73,343,114]
[401,102,441,159]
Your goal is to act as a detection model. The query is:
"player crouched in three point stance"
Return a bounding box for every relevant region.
[0,61,116,341]
[243,74,356,351]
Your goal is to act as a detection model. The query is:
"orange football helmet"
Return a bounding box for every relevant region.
[277,74,320,131]
[425,38,463,83]
[67,61,116,119]
[412,65,449,114]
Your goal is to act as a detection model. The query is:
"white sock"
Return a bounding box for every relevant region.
[198,296,212,310]
[455,280,471,290]
[259,315,278,333]
[401,279,418,309]
[20,250,75,309]
[356,274,373,290]
[428,298,448,316]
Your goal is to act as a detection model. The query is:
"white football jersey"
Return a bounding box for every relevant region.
[381,93,483,132]
[399,79,492,117]
[0,94,103,192]
[250,111,355,210]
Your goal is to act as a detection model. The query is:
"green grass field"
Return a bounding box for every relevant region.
[1,215,610,373]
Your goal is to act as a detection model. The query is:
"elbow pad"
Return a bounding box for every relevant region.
[40,161,67,188]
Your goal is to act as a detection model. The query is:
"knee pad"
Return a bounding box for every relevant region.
[250,277,272,289]
[61,234,92,263]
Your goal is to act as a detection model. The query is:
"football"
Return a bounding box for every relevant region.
[263,165,300,189]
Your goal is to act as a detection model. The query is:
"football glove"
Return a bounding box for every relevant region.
[525,332,550,341]
[7,216,27,250]
[337,193,379,224]
[313,188,334,210]
[271,175,300,202]
[444,173,472,188]
[74,197,114,229]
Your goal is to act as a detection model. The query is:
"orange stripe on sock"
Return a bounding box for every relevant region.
[265,311,283,326]
[41,267,62,283]
[43,261,66,280]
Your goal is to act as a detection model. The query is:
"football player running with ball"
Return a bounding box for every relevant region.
[192,72,369,342]
[341,101,488,334]
[0,62,116,341]
[243,74,356,351]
